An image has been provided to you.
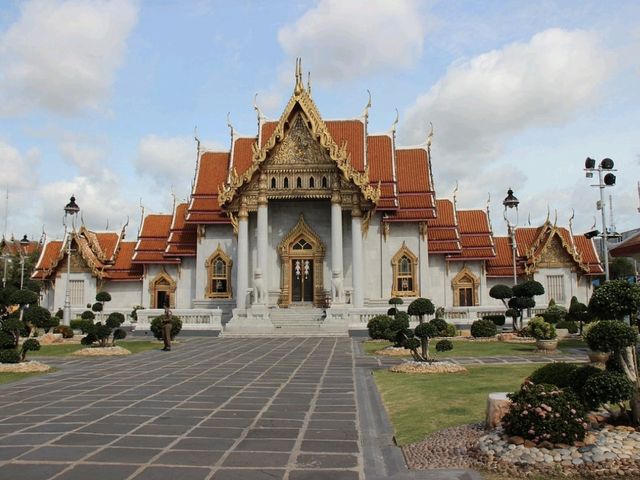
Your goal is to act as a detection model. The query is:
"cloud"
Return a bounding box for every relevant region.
[0,0,138,115]
[402,28,614,181]
[59,141,106,174]
[278,0,425,83]
[0,141,40,190]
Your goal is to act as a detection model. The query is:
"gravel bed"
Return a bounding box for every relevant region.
[404,423,640,478]
[72,346,131,356]
[0,361,51,372]
[389,360,468,374]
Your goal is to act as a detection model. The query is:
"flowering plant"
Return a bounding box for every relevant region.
[502,382,587,444]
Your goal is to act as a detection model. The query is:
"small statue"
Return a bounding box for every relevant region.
[331,269,344,304]
[253,268,266,304]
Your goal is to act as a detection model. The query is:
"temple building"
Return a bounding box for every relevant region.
[32,64,603,333]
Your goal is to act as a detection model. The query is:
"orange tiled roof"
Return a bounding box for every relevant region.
[385,148,436,222]
[108,242,143,281]
[609,232,640,258]
[32,241,63,280]
[132,214,179,264]
[574,235,605,274]
[367,135,397,210]
[426,199,461,253]
[326,120,365,172]
[232,137,258,177]
[186,151,232,224]
[1,239,41,257]
[166,203,197,257]
[486,236,526,277]
[448,210,496,260]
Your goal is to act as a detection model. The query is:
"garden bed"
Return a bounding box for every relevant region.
[389,360,467,374]
[72,346,131,356]
[0,361,51,372]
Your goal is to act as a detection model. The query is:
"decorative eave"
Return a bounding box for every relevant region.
[217,59,380,208]
[524,223,589,275]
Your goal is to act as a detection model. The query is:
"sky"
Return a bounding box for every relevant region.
[0,0,639,243]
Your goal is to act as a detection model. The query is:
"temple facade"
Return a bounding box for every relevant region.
[33,66,603,333]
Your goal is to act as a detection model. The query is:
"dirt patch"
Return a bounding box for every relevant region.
[0,361,51,373]
[72,346,131,356]
[389,361,468,374]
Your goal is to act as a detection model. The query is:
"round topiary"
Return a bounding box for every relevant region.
[150,316,182,341]
[387,315,411,346]
[80,310,95,321]
[585,320,637,353]
[568,365,604,404]
[470,319,497,338]
[367,315,392,340]
[53,325,74,339]
[528,362,578,389]
[9,289,39,306]
[556,320,578,334]
[583,370,635,410]
[415,321,438,339]
[91,302,103,313]
[502,382,587,444]
[0,349,21,364]
[489,284,513,301]
[81,333,97,345]
[0,331,15,348]
[435,339,453,352]
[387,307,397,316]
[407,298,436,320]
[482,315,506,326]
[24,306,59,333]
[541,300,567,324]
[389,297,404,305]
[55,308,64,319]
[527,317,557,340]
[428,317,448,336]
[106,312,125,329]
[443,323,457,337]
[20,338,40,360]
[588,280,640,321]
[402,337,421,351]
[95,291,112,303]
[112,328,127,342]
[395,311,410,323]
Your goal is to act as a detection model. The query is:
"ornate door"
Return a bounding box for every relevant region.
[291,259,314,303]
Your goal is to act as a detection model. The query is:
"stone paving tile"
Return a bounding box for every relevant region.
[85,446,163,464]
[222,451,291,468]
[55,464,140,480]
[0,462,70,480]
[290,470,359,480]
[211,469,285,480]
[19,445,96,462]
[131,465,212,480]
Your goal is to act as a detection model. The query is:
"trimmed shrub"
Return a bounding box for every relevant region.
[389,297,404,305]
[428,317,448,336]
[80,311,95,321]
[112,328,127,343]
[106,312,125,329]
[568,365,602,399]
[444,323,457,337]
[387,315,411,346]
[502,382,587,444]
[91,302,103,313]
[55,308,64,319]
[583,371,635,410]
[556,320,578,334]
[70,319,94,334]
[367,315,392,340]
[470,319,497,338]
[53,325,74,339]
[585,320,637,353]
[20,338,40,361]
[150,315,183,341]
[394,311,410,323]
[0,331,14,349]
[528,362,578,389]
[527,316,556,340]
[81,333,97,345]
[9,289,38,306]
[483,314,506,327]
[489,284,513,302]
[414,321,439,360]
[407,298,435,323]
[436,339,453,352]
[24,306,59,333]
[0,349,21,364]
[387,308,397,316]
[541,299,567,324]
[95,291,112,303]
[588,280,640,321]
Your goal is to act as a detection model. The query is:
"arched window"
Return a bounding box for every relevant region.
[309,177,315,188]
[391,243,418,297]
[205,245,233,298]
[271,177,277,188]
[321,176,328,188]
[452,267,479,307]
[296,177,302,188]
[284,177,289,189]
[150,272,176,308]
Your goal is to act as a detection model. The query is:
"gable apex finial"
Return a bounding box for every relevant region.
[294,58,304,95]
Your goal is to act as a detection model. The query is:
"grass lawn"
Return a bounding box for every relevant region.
[364,338,586,358]
[0,371,52,385]
[28,340,161,357]
[373,364,541,445]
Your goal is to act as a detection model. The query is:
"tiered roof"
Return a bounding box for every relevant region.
[132,214,178,264]
[448,210,495,260]
[32,227,142,281]
[426,199,461,253]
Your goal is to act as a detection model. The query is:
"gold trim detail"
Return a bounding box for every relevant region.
[524,223,589,275]
[451,266,479,307]
[391,241,418,297]
[149,271,177,309]
[205,244,233,299]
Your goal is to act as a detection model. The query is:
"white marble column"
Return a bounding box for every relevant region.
[236,201,249,309]
[257,196,268,305]
[351,200,364,308]
[331,190,344,303]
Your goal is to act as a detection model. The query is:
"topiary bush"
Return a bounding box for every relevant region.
[0,349,21,364]
[407,297,435,323]
[568,364,602,402]
[444,323,457,337]
[413,321,439,361]
[95,291,112,303]
[584,320,637,353]
[387,315,411,346]
[556,320,578,334]
[428,317,448,336]
[483,315,505,327]
[583,370,635,412]
[106,312,125,329]
[20,338,40,361]
[527,316,556,340]
[435,339,453,353]
[502,382,587,444]
[394,311,410,323]
[528,362,578,389]
[80,311,95,321]
[150,315,182,341]
[588,280,640,321]
[367,315,392,340]
[24,306,59,334]
[112,328,127,345]
[70,319,94,334]
[53,325,74,339]
[470,319,497,338]
[91,302,103,313]
[541,299,567,324]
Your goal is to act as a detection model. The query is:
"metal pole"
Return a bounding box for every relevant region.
[20,257,24,289]
[598,168,610,281]
[511,225,517,286]
[62,218,72,326]
[2,256,7,288]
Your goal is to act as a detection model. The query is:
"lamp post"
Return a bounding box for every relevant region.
[584,158,616,282]
[503,188,520,286]
[18,234,29,290]
[62,196,80,326]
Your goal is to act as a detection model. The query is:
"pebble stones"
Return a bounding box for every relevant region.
[389,360,468,374]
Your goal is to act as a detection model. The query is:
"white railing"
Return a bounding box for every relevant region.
[351,305,528,324]
[135,309,223,331]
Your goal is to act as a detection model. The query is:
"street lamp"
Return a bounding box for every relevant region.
[584,158,616,281]
[62,196,80,326]
[18,234,29,290]
[503,188,520,286]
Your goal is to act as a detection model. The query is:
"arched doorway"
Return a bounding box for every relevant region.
[149,271,176,308]
[278,214,326,307]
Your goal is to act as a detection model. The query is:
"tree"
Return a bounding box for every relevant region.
[93,291,112,323]
[609,257,636,281]
[9,289,39,323]
[388,297,403,316]
[23,306,59,335]
[489,284,513,308]
[407,298,435,324]
[412,322,438,361]
[505,281,545,330]
[588,280,640,322]
[566,296,590,333]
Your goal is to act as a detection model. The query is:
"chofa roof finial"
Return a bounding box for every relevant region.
[294,58,304,95]
[361,89,372,119]
[427,122,434,148]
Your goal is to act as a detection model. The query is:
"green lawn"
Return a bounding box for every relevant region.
[364,338,586,358]
[29,340,160,357]
[373,364,540,445]
[0,371,51,385]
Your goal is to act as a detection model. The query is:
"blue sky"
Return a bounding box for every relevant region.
[0,0,639,242]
